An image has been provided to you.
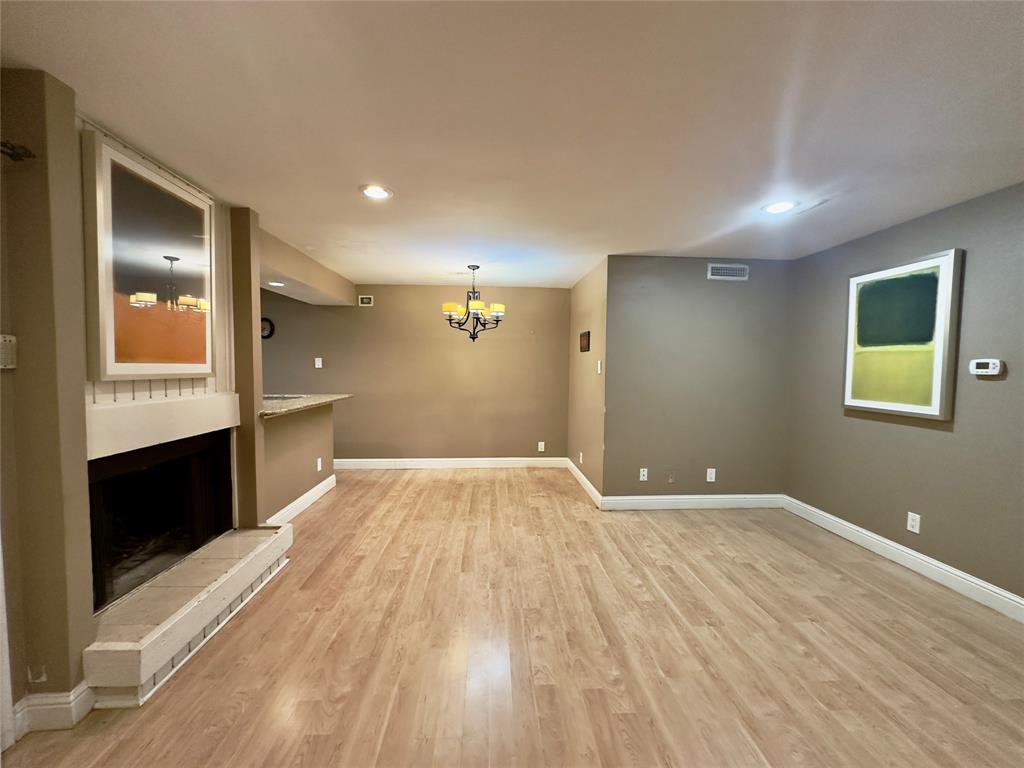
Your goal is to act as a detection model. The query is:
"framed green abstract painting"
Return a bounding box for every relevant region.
[844,249,963,420]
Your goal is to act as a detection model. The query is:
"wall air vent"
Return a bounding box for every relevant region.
[707,263,749,281]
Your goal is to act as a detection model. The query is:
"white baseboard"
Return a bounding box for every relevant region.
[12,697,26,742]
[561,469,1022,623]
[333,457,568,470]
[11,680,94,739]
[781,496,1024,623]
[265,474,336,526]
[565,460,602,506]
[601,493,786,511]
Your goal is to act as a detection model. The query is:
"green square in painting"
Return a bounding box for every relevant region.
[856,271,938,347]
[851,266,939,407]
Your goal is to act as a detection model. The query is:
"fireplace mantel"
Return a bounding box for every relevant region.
[86,391,239,460]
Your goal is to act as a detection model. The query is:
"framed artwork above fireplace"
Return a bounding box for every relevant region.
[83,130,215,380]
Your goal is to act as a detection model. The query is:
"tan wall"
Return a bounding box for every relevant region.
[1,70,96,697]
[261,406,335,523]
[231,208,267,527]
[567,260,608,492]
[260,285,570,458]
[259,230,357,306]
[1,81,27,702]
[788,184,1024,595]
[603,255,792,496]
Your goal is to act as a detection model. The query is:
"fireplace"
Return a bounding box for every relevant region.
[88,429,233,611]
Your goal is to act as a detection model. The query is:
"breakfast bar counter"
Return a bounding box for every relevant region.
[259,393,353,419]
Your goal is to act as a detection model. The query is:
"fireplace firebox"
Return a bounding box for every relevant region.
[88,429,233,611]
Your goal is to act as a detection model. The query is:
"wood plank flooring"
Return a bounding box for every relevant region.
[5,468,1023,767]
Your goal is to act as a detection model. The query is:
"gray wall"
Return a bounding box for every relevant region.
[261,285,570,458]
[603,256,792,495]
[567,260,607,492]
[788,184,1024,595]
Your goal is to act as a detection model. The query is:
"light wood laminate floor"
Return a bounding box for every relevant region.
[5,469,1023,767]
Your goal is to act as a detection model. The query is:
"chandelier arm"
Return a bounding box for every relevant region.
[448,318,478,338]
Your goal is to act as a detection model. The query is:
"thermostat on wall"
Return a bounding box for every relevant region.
[968,359,1003,376]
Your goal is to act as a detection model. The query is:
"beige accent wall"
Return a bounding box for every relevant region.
[603,255,793,496]
[260,285,570,458]
[567,260,608,492]
[262,406,335,523]
[259,230,357,306]
[788,184,1024,595]
[1,70,96,697]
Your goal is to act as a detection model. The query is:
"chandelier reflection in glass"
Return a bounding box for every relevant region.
[130,255,209,313]
[442,265,505,342]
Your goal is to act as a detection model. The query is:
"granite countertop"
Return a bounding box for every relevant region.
[259,393,353,419]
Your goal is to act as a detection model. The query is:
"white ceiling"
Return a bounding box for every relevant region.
[3,1,1022,287]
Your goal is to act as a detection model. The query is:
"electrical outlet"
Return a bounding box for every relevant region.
[907,512,921,534]
[706,468,717,482]
[316,457,323,472]
[639,467,648,481]
[314,357,323,369]
[667,471,675,484]
[579,451,583,465]
[537,441,545,453]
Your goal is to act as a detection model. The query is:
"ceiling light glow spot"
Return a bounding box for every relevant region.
[360,184,393,201]
[761,200,798,215]
[268,281,285,287]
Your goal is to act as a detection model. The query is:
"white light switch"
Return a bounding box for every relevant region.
[907,511,921,534]
[706,468,717,482]
[314,357,323,369]
[316,457,323,472]
[537,441,545,453]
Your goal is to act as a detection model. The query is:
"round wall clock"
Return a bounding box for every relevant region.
[260,317,275,339]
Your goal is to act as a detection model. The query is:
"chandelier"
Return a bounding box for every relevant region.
[130,255,209,313]
[442,265,505,342]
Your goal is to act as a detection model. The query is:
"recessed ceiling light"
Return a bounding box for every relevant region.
[268,281,285,287]
[360,184,393,201]
[761,200,799,215]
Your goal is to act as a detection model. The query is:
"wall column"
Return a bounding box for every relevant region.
[1,69,95,696]
[229,207,266,527]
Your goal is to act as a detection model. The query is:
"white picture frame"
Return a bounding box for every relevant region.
[843,249,963,420]
[83,131,215,380]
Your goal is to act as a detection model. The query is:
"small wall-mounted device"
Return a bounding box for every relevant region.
[0,334,16,370]
[968,359,1003,376]
[358,295,374,307]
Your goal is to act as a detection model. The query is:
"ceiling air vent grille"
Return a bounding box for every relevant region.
[707,263,749,281]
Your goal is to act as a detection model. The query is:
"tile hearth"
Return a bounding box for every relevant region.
[84,525,292,709]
